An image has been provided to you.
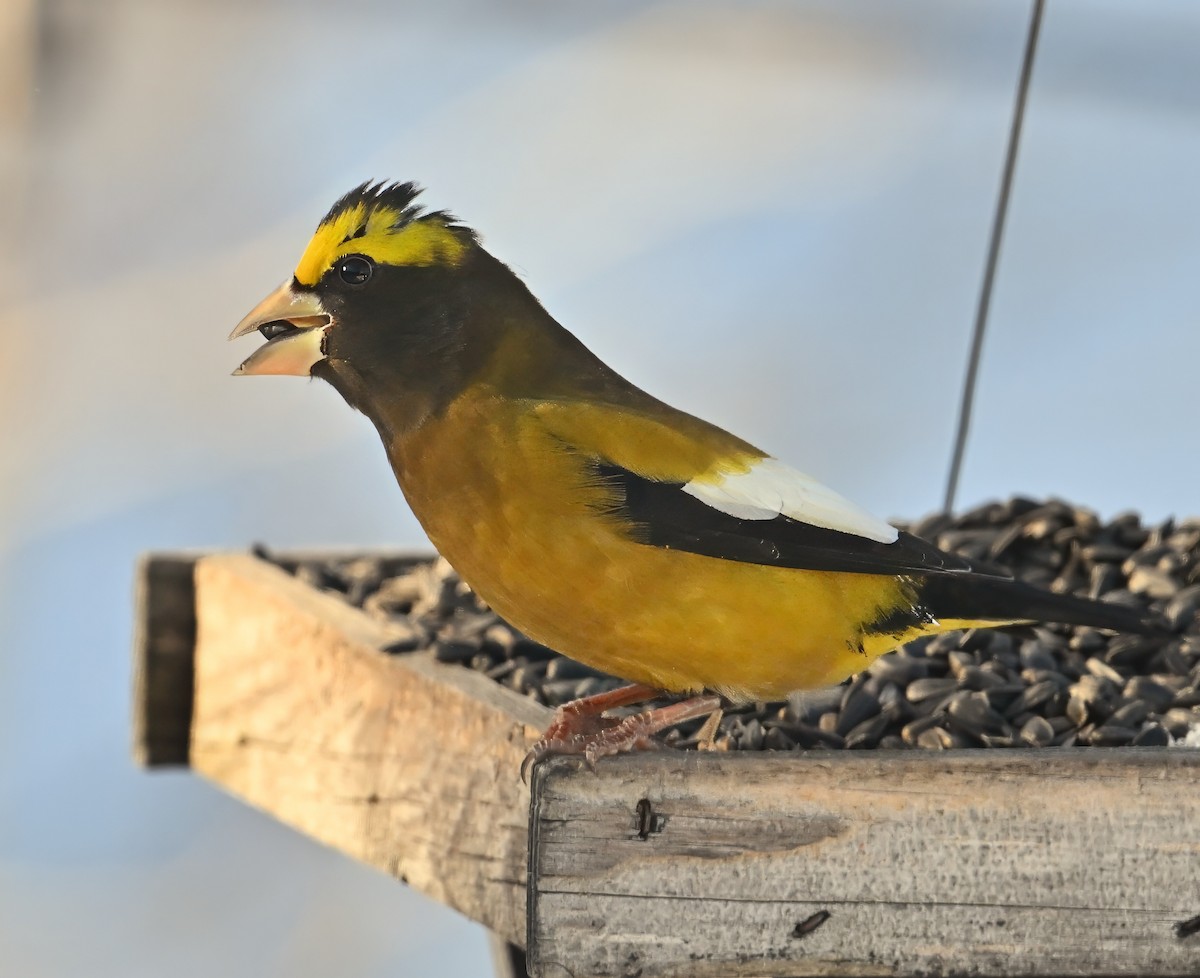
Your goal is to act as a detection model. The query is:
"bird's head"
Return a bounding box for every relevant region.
[230,181,487,400]
[232,180,616,436]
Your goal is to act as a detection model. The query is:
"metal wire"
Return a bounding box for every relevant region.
[943,0,1046,513]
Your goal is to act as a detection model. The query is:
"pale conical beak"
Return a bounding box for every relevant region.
[229,280,332,376]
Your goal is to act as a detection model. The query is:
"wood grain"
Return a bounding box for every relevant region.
[189,552,553,946]
[528,750,1200,978]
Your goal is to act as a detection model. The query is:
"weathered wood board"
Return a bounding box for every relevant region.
[136,550,1200,976]
[528,751,1200,977]
[179,552,552,946]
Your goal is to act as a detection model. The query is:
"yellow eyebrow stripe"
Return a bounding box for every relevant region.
[294,203,466,286]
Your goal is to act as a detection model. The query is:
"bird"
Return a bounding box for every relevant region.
[230,180,1154,770]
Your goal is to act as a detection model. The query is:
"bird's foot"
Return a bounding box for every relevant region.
[522,690,722,782]
[539,682,660,738]
[522,683,659,783]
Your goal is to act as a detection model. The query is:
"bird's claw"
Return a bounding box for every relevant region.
[522,711,665,783]
[520,686,717,783]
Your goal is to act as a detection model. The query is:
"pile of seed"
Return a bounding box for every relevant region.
[257,496,1200,751]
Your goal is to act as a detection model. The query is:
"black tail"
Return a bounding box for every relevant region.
[918,573,1159,635]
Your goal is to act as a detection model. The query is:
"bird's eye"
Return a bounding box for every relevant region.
[338,255,373,285]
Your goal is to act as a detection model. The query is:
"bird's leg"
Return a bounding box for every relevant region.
[579,695,723,768]
[522,687,722,781]
[542,681,663,736]
[523,683,659,782]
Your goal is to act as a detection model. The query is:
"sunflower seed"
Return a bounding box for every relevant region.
[1108,700,1151,727]
[1019,639,1059,672]
[787,686,846,725]
[763,726,797,751]
[1128,566,1180,600]
[1070,629,1107,653]
[434,639,480,663]
[1164,586,1200,632]
[836,686,881,736]
[1089,724,1138,746]
[845,713,889,750]
[947,692,1012,739]
[1085,657,1126,684]
[1131,724,1170,747]
[916,727,956,750]
[958,665,1008,691]
[1159,708,1199,737]
[906,677,959,703]
[867,652,930,684]
[1088,562,1125,599]
[982,683,1026,712]
[1082,543,1132,564]
[901,715,942,746]
[1124,676,1176,712]
[482,622,515,649]
[1048,715,1075,734]
[1160,643,1194,677]
[545,657,605,680]
[1104,634,1156,669]
[1019,716,1054,747]
[947,650,975,679]
[540,679,584,705]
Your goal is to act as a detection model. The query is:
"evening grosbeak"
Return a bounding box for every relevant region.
[230,181,1151,769]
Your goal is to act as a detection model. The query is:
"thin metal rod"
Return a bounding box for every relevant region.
[943,0,1045,513]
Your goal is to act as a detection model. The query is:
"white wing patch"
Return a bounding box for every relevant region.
[681,457,899,544]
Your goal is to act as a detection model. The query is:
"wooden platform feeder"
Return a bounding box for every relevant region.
[135,551,1200,978]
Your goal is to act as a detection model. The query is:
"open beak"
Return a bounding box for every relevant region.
[229,280,332,376]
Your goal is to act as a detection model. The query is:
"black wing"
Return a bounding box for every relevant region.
[596,463,1010,579]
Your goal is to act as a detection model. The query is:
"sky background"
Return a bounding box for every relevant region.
[1,1,1198,975]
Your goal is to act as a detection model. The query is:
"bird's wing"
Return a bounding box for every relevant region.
[535,400,1006,579]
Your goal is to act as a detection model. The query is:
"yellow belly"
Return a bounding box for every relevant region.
[391,396,924,701]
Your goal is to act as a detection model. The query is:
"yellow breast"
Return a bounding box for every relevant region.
[388,390,913,701]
